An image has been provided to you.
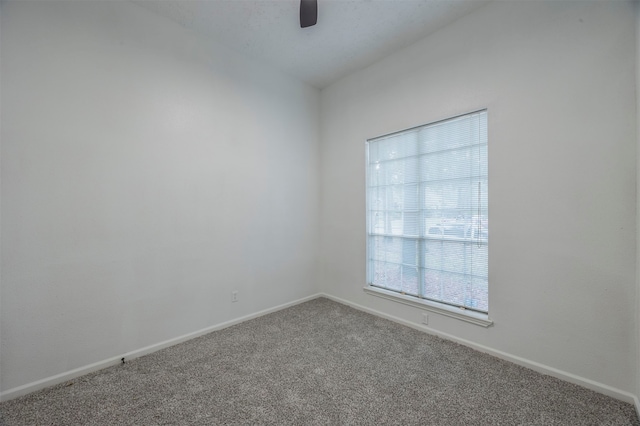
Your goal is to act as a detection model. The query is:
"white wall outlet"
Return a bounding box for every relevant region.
[231,291,238,303]
[422,313,428,325]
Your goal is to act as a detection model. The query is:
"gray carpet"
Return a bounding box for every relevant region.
[1,297,638,425]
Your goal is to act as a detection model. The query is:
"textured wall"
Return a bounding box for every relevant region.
[635,2,640,406]
[320,0,637,395]
[1,1,319,393]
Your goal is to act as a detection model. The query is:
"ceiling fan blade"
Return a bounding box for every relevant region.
[300,0,317,28]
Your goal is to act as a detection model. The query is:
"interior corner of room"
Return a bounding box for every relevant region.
[1,0,639,421]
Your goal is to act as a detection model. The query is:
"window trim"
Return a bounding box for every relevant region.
[363,285,493,327]
[364,109,491,327]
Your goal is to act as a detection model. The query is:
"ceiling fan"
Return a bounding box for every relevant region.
[300,0,318,28]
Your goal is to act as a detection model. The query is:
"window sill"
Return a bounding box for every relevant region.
[363,286,493,327]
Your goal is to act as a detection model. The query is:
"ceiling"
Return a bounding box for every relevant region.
[134,0,491,89]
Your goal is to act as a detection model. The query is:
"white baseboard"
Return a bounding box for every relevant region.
[0,293,323,402]
[3,292,637,407]
[320,292,638,405]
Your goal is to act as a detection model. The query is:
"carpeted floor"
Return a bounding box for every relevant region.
[1,297,638,425]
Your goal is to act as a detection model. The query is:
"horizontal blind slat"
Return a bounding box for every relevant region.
[367,110,488,313]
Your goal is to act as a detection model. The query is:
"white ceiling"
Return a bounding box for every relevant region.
[133,0,490,89]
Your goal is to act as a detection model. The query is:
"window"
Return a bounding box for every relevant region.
[366,110,489,322]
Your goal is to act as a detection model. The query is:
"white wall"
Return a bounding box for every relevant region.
[2,0,638,405]
[320,0,637,396]
[1,1,319,394]
[634,1,640,404]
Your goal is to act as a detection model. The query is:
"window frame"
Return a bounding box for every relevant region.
[364,110,492,327]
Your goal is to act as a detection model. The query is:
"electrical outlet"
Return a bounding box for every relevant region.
[231,291,238,303]
[421,313,428,325]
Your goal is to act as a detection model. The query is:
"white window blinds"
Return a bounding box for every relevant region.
[366,110,488,313]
